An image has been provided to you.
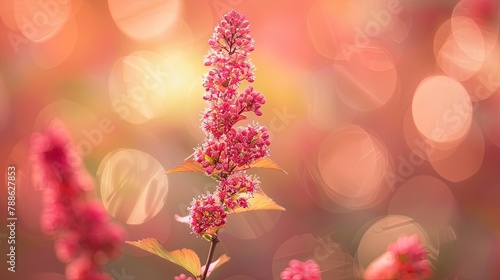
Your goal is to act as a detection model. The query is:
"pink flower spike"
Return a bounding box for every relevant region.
[388,234,427,263]
[174,214,191,224]
[188,193,227,235]
[30,119,93,193]
[280,259,322,280]
[65,256,111,280]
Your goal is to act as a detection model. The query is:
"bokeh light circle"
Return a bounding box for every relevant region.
[301,161,359,213]
[29,16,77,69]
[108,0,181,42]
[462,44,500,101]
[186,77,208,139]
[121,208,172,257]
[7,136,46,236]
[403,107,460,163]
[429,122,484,182]
[412,75,473,147]
[317,124,391,209]
[306,1,350,60]
[355,215,439,277]
[33,100,102,156]
[482,95,500,148]
[31,272,66,280]
[0,75,10,130]
[97,148,169,225]
[109,51,172,124]
[272,233,354,279]
[388,175,457,229]
[181,0,214,42]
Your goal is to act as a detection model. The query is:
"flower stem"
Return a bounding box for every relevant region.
[201,232,220,280]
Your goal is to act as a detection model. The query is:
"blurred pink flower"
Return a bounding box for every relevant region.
[30,119,124,280]
[364,235,432,280]
[174,274,195,280]
[216,173,259,210]
[280,259,322,280]
[189,193,228,235]
[194,124,270,178]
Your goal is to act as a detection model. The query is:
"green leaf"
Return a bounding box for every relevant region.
[237,157,288,174]
[166,160,204,174]
[166,157,287,175]
[232,191,285,214]
[174,214,225,236]
[174,214,190,224]
[204,154,215,164]
[125,238,201,278]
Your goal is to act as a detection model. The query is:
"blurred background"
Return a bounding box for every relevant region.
[1,0,500,279]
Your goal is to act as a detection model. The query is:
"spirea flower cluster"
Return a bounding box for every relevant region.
[363,234,432,280]
[280,259,322,280]
[188,10,269,236]
[174,274,195,280]
[30,120,123,280]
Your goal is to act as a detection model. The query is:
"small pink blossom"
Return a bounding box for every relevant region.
[30,120,124,279]
[227,124,270,167]
[189,193,228,235]
[174,274,195,280]
[75,202,124,259]
[55,232,79,263]
[202,10,255,105]
[183,10,271,239]
[364,235,432,280]
[219,173,258,197]
[216,173,258,210]
[280,259,322,280]
[194,124,270,178]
